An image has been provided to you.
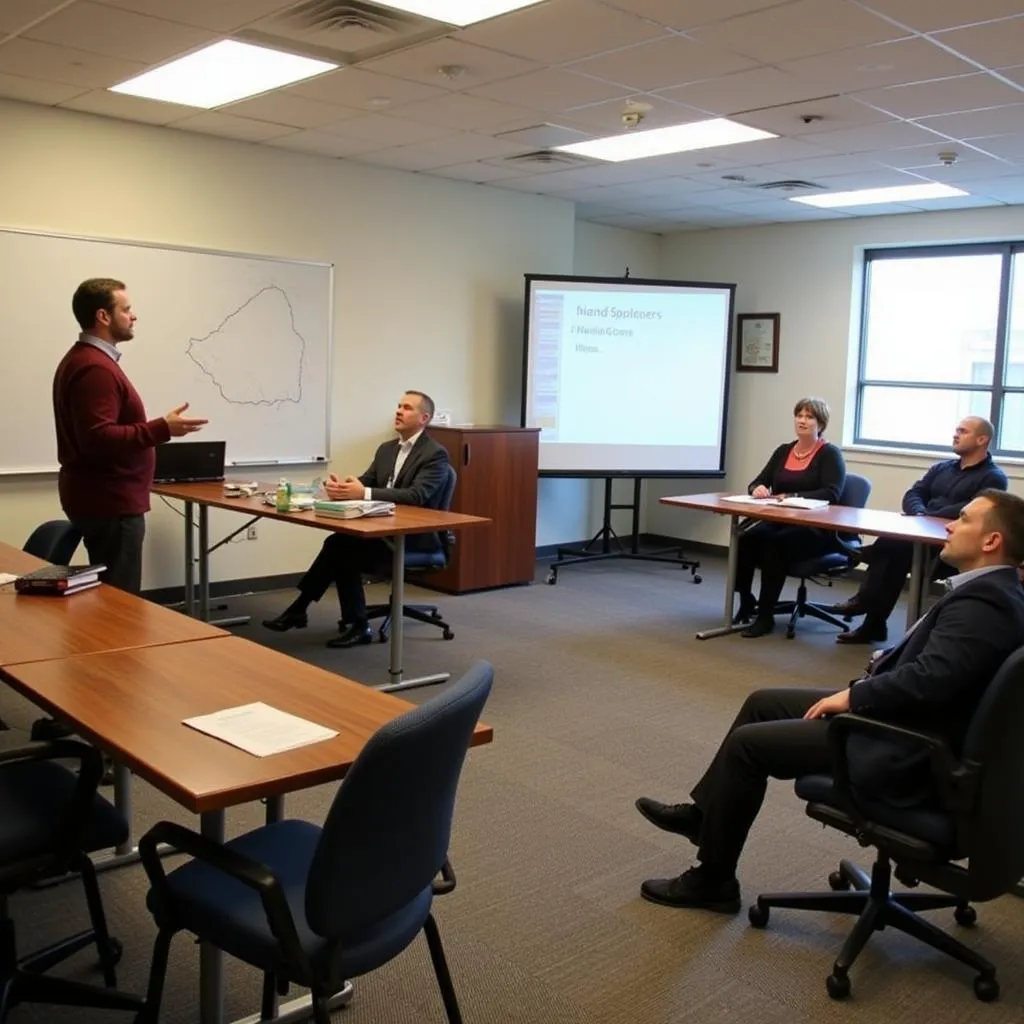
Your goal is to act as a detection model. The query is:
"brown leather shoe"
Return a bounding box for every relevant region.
[836,622,887,644]
[824,596,867,617]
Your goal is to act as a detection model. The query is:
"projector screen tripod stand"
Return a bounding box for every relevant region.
[545,476,702,585]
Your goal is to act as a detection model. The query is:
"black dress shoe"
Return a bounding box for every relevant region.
[262,609,308,632]
[325,622,374,649]
[732,595,758,624]
[824,596,867,617]
[640,866,741,913]
[635,798,702,844]
[836,621,888,645]
[741,616,775,638]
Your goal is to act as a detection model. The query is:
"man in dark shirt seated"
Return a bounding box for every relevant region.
[828,416,1006,643]
[634,489,1024,914]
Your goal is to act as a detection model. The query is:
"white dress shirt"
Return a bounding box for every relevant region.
[365,430,423,500]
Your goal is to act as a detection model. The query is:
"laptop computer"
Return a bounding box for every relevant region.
[153,440,226,483]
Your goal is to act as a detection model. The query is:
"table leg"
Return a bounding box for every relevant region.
[697,516,748,640]
[906,541,926,629]
[199,505,210,624]
[200,809,226,1024]
[185,500,196,619]
[376,535,449,694]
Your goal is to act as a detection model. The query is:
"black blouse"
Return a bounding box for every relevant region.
[748,441,846,503]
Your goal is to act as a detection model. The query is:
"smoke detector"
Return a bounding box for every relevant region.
[937,151,958,166]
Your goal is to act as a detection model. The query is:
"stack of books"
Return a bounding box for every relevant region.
[313,500,395,520]
[14,564,106,596]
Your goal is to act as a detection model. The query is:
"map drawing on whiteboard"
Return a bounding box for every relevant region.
[185,285,305,406]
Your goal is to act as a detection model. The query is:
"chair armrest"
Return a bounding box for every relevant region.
[829,533,862,561]
[432,858,456,896]
[826,714,978,815]
[140,821,314,978]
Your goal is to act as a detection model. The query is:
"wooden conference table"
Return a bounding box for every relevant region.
[659,494,950,640]
[153,481,489,693]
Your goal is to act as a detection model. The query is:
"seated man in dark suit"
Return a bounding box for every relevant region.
[828,416,1006,644]
[263,390,450,648]
[635,489,1024,914]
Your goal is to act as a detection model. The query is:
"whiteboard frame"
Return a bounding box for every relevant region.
[0,225,335,475]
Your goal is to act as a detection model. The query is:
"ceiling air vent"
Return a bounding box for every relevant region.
[502,150,592,169]
[755,179,824,193]
[238,0,449,65]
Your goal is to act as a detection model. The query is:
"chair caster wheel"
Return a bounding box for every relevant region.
[974,974,998,1002]
[106,937,124,966]
[828,871,850,891]
[955,905,977,927]
[546,570,557,585]
[826,971,851,1000]
[785,628,796,639]
[442,629,454,640]
[747,903,769,928]
[377,631,388,644]
[693,574,702,584]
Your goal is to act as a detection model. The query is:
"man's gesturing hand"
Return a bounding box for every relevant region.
[165,402,208,437]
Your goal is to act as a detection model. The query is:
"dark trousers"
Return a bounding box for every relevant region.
[71,514,145,594]
[734,522,832,613]
[297,533,391,622]
[856,537,951,626]
[690,687,833,877]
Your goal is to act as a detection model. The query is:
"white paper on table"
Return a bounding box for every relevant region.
[183,702,338,757]
[720,495,829,510]
[721,495,777,504]
[778,497,829,510]
[0,572,17,586]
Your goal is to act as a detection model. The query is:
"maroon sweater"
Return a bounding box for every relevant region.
[53,341,171,517]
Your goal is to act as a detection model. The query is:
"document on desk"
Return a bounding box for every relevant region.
[721,495,829,510]
[183,702,338,757]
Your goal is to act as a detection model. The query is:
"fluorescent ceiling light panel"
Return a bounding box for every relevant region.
[554,118,776,163]
[372,1,546,26]
[109,40,337,109]
[790,183,969,207]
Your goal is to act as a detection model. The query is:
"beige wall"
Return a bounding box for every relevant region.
[0,98,583,587]
[649,206,1024,545]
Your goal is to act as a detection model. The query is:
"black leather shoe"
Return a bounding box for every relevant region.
[732,595,757,624]
[262,609,308,632]
[824,596,867,617]
[635,798,702,844]
[741,616,775,638]
[640,867,741,913]
[836,622,888,645]
[325,622,374,649]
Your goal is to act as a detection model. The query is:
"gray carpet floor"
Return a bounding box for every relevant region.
[3,554,1022,1023]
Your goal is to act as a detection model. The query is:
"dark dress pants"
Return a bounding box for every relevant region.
[856,536,952,626]
[734,522,833,612]
[297,532,391,623]
[690,688,834,877]
[72,514,146,594]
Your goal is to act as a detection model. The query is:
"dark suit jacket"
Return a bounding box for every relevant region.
[358,433,450,553]
[846,566,1024,803]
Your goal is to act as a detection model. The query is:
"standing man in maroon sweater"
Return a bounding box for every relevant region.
[53,278,207,592]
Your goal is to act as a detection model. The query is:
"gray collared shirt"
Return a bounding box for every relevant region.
[944,564,1008,590]
[78,331,121,363]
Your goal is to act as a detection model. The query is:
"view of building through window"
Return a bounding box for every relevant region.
[857,246,1024,455]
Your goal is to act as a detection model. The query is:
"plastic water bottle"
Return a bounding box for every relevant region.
[275,477,291,513]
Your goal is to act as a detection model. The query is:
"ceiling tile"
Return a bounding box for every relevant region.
[903,194,1004,210]
[698,135,836,165]
[349,132,529,171]
[390,92,540,130]
[873,139,1016,172]
[0,38,148,88]
[966,132,1024,159]
[917,103,1024,140]
[655,66,833,116]
[690,0,905,65]
[750,151,894,177]
[1001,64,1024,88]
[362,38,539,90]
[316,112,457,145]
[0,0,72,35]
[808,118,949,153]
[455,0,667,64]
[24,2,214,65]
[800,168,925,190]
[263,130,385,158]
[853,72,1024,119]
[171,110,297,141]
[0,70,85,105]
[559,94,706,132]
[957,176,1024,201]
[735,95,893,136]
[58,88,196,124]
[284,68,446,110]
[567,35,757,92]
[220,91,358,129]
[93,0,292,32]
[427,160,530,182]
[778,36,976,93]
[468,68,630,111]
[934,16,1024,70]
[856,0,1024,33]
[596,0,799,31]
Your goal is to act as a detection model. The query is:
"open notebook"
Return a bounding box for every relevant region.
[722,495,830,510]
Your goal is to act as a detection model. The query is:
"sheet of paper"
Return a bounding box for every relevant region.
[183,702,338,757]
[0,573,17,586]
[721,495,777,504]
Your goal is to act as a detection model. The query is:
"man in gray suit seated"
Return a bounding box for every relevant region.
[263,391,449,648]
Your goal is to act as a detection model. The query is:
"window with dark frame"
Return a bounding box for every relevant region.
[855,243,1024,457]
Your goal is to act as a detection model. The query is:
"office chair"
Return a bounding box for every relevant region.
[774,473,872,638]
[0,739,142,1021]
[365,464,457,643]
[748,646,1024,1002]
[22,520,81,565]
[136,660,494,1024]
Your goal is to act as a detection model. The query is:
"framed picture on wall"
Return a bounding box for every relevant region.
[736,313,780,373]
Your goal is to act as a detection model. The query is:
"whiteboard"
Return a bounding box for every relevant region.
[0,228,332,474]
